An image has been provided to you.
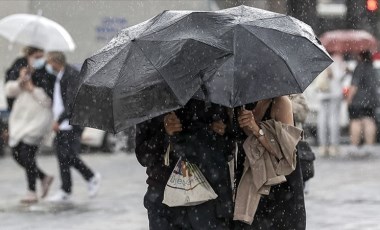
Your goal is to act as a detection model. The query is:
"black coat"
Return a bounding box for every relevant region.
[5,57,27,110]
[57,65,80,125]
[135,99,234,219]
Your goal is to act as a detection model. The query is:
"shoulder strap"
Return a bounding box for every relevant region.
[262,99,274,121]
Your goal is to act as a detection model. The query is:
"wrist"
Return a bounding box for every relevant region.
[251,124,260,136]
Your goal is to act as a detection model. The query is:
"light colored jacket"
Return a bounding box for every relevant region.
[5,80,53,147]
[233,119,302,225]
[316,55,347,101]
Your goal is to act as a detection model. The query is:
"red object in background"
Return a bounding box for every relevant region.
[343,87,350,98]
[372,52,380,60]
[367,0,379,11]
[319,30,378,54]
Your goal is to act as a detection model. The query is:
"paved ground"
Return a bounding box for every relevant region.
[0,147,379,230]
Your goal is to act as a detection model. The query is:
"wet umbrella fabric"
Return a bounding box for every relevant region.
[71,10,231,132]
[193,6,333,107]
[71,5,332,133]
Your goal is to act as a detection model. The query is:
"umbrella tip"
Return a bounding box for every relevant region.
[37,9,43,16]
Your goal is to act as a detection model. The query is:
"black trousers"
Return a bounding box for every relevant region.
[56,130,94,193]
[144,186,231,230]
[12,142,46,191]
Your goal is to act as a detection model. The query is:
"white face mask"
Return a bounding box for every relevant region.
[45,64,57,75]
[31,58,45,69]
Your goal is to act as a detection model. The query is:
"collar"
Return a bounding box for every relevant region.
[56,68,65,80]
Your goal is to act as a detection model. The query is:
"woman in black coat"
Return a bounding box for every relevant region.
[135,99,234,230]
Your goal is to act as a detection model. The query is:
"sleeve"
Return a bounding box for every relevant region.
[5,81,22,98]
[135,117,167,167]
[58,80,76,124]
[31,87,52,108]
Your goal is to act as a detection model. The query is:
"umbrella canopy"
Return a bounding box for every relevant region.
[0,13,75,51]
[319,29,377,54]
[71,5,332,133]
[193,6,332,107]
[71,10,231,132]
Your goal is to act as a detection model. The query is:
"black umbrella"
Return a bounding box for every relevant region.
[71,5,332,132]
[193,6,333,107]
[71,10,232,132]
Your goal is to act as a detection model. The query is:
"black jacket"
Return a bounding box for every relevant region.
[5,57,27,110]
[56,65,80,125]
[135,99,234,218]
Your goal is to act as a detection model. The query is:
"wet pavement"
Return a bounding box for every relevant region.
[0,147,379,230]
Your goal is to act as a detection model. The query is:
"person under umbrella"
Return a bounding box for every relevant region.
[69,6,331,229]
[347,50,379,155]
[5,46,45,110]
[234,96,305,230]
[5,50,55,204]
[45,52,101,202]
[136,99,234,229]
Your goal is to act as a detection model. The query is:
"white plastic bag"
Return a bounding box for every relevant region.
[162,158,218,207]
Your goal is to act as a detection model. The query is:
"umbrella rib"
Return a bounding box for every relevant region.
[240,25,303,92]
[138,13,191,40]
[130,41,182,104]
[242,17,310,40]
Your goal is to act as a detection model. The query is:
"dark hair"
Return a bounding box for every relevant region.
[360,50,372,62]
[23,46,44,57]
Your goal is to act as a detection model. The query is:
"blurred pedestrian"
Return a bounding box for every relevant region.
[135,99,233,229]
[347,50,378,155]
[4,48,55,203]
[5,47,37,111]
[45,52,101,202]
[233,96,306,230]
[315,53,347,156]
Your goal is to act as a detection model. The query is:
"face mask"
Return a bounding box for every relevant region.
[31,58,45,69]
[45,64,57,75]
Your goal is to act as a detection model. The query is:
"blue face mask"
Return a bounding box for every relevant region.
[45,64,57,75]
[32,58,45,69]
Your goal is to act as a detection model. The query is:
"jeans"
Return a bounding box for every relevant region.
[56,130,94,193]
[12,142,46,191]
[318,98,341,146]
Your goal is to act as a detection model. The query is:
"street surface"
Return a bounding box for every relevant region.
[0,147,379,230]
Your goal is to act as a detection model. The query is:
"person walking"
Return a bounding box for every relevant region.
[233,96,306,230]
[5,48,55,203]
[347,50,378,155]
[315,53,347,157]
[45,52,101,202]
[135,99,234,229]
[5,47,39,111]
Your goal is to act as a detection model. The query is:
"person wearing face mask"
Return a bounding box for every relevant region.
[5,46,55,111]
[4,49,56,203]
[45,51,101,202]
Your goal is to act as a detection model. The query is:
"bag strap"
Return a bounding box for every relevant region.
[164,140,171,166]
